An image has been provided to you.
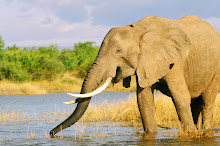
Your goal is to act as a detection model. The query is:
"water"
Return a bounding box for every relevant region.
[0,92,133,113]
[0,92,219,145]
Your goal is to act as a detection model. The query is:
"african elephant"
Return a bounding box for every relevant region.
[50,15,220,137]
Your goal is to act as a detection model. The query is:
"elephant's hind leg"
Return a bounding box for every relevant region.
[191,95,203,130]
[165,64,196,132]
[202,71,220,130]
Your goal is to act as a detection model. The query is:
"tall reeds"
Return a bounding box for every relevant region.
[82,94,141,124]
[0,94,219,129]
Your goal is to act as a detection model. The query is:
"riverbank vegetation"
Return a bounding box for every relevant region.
[82,94,220,128]
[0,36,219,95]
[0,72,136,95]
[0,38,99,82]
[0,36,137,95]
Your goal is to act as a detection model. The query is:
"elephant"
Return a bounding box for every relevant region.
[50,15,220,138]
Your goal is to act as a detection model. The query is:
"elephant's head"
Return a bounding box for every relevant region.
[50,16,191,137]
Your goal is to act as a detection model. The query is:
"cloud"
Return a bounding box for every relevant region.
[0,0,219,47]
[0,0,113,47]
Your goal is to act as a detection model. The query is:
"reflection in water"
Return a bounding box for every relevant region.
[0,92,219,145]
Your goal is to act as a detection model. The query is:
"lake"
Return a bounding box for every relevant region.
[0,92,219,145]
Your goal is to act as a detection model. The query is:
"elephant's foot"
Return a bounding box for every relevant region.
[181,123,197,133]
[203,121,213,131]
[202,129,214,137]
[202,124,213,136]
[179,129,213,138]
[179,125,213,138]
[142,131,157,139]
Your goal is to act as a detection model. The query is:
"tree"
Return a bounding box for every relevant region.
[0,36,5,60]
[0,36,4,50]
[73,42,99,77]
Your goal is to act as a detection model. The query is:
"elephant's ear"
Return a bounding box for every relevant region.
[136,23,191,88]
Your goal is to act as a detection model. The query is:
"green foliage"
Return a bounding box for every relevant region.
[38,45,59,57]
[0,40,99,82]
[59,49,77,70]
[42,58,66,81]
[0,36,5,60]
[0,61,30,82]
[73,42,99,77]
[59,42,99,77]
[0,36,4,50]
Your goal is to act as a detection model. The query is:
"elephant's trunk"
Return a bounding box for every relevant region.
[50,63,104,137]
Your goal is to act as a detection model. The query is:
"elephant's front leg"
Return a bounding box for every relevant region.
[136,79,157,136]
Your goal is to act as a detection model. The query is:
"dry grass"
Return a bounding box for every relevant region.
[0,72,137,96]
[0,81,47,95]
[0,94,219,131]
[1,95,218,140]
[0,108,26,123]
[26,127,35,139]
[85,94,220,128]
[0,72,83,95]
[155,95,180,128]
[81,94,220,128]
[81,94,141,124]
[0,107,69,124]
[213,95,220,127]
[178,129,214,138]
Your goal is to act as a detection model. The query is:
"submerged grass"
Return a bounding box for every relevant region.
[82,94,141,124]
[178,129,214,138]
[82,94,220,128]
[0,94,219,137]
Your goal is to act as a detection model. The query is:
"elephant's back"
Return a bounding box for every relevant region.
[178,15,220,97]
[178,15,220,47]
[184,48,220,97]
[183,35,220,97]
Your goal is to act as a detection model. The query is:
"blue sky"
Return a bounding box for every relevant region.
[0,0,220,47]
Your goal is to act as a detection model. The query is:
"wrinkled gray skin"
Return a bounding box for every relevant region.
[50,15,220,138]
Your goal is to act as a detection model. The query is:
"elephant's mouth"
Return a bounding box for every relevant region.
[112,66,135,84]
[112,67,123,83]
[64,66,134,103]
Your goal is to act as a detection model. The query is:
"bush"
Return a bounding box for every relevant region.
[39,45,59,57]
[73,42,99,77]
[0,40,99,82]
[0,36,5,60]
[0,36,4,50]
[59,49,77,70]
[0,61,30,82]
[43,58,66,81]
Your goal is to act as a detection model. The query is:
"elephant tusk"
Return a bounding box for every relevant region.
[63,99,77,105]
[67,77,112,98]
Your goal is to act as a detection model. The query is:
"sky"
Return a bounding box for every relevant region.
[0,0,220,47]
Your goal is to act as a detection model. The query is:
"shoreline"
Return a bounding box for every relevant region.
[0,79,219,96]
[0,79,136,96]
[0,73,218,96]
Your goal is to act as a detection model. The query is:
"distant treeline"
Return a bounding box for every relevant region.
[0,36,99,82]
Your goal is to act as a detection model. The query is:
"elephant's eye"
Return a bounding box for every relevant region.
[115,48,125,57]
[115,49,122,54]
